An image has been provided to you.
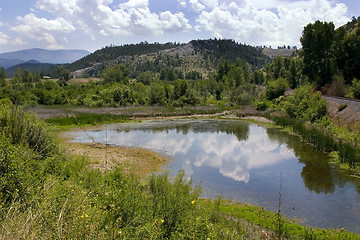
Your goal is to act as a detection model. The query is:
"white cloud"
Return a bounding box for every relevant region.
[118,0,148,10]
[0,32,10,44]
[11,13,75,49]
[178,0,187,7]
[200,0,218,9]
[0,32,25,46]
[189,0,206,12]
[13,37,25,45]
[34,0,191,39]
[194,0,350,47]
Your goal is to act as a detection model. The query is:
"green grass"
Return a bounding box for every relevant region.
[212,201,359,239]
[45,112,130,129]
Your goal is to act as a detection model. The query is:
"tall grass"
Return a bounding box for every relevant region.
[0,99,58,158]
[269,114,360,168]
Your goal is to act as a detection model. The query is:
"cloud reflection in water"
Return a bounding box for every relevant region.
[79,122,295,183]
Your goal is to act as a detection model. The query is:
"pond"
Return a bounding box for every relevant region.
[69,119,360,234]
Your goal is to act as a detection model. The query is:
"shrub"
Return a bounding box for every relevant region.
[0,101,58,158]
[349,78,360,99]
[338,104,347,112]
[265,78,289,100]
[256,100,272,111]
[281,85,328,122]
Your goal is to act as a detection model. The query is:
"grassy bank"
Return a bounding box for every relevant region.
[30,104,228,130]
[264,115,360,171]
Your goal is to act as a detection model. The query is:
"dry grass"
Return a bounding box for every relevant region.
[63,142,169,179]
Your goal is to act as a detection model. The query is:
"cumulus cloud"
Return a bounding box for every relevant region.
[189,0,206,12]
[0,32,10,44]
[11,13,75,49]
[13,37,25,45]
[0,31,25,46]
[178,0,187,7]
[193,0,349,47]
[34,0,191,39]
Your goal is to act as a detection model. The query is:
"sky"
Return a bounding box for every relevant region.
[0,0,359,53]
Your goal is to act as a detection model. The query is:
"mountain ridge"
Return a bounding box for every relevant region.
[0,48,90,68]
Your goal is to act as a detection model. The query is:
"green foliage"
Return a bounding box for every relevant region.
[190,39,270,70]
[338,104,348,112]
[256,100,272,111]
[265,77,289,100]
[334,26,360,83]
[45,112,129,127]
[0,101,58,158]
[57,67,71,86]
[0,133,41,206]
[281,85,328,122]
[160,68,178,81]
[185,71,202,80]
[136,71,154,85]
[270,115,360,168]
[0,67,7,80]
[68,42,181,71]
[0,101,61,207]
[102,64,129,84]
[0,67,6,87]
[301,21,335,88]
[252,70,265,85]
[150,81,167,105]
[349,78,360,99]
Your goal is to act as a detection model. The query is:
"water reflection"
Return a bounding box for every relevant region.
[93,120,293,183]
[266,129,359,195]
[69,119,360,233]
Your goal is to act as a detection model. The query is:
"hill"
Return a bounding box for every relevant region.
[0,48,90,67]
[5,62,55,78]
[262,48,296,58]
[69,39,270,78]
[338,16,360,34]
[0,58,26,69]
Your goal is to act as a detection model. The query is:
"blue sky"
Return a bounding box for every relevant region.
[0,0,359,53]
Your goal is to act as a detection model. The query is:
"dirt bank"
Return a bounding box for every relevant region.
[325,96,360,132]
[62,141,169,179]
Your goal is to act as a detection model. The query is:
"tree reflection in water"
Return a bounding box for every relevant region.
[266,128,360,195]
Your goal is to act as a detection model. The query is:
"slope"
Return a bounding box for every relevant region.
[69,39,270,78]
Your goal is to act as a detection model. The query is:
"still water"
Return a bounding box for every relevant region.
[69,119,360,234]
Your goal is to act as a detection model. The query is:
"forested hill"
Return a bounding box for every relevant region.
[190,39,268,68]
[68,42,180,71]
[339,16,360,34]
[69,39,270,78]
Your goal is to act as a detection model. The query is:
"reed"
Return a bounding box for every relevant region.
[269,115,359,168]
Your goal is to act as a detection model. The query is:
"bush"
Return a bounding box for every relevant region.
[0,101,58,158]
[256,100,272,111]
[265,78,289,100]
[281,85,328,122]
[349,78,360,99]
[102,65,129,84]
